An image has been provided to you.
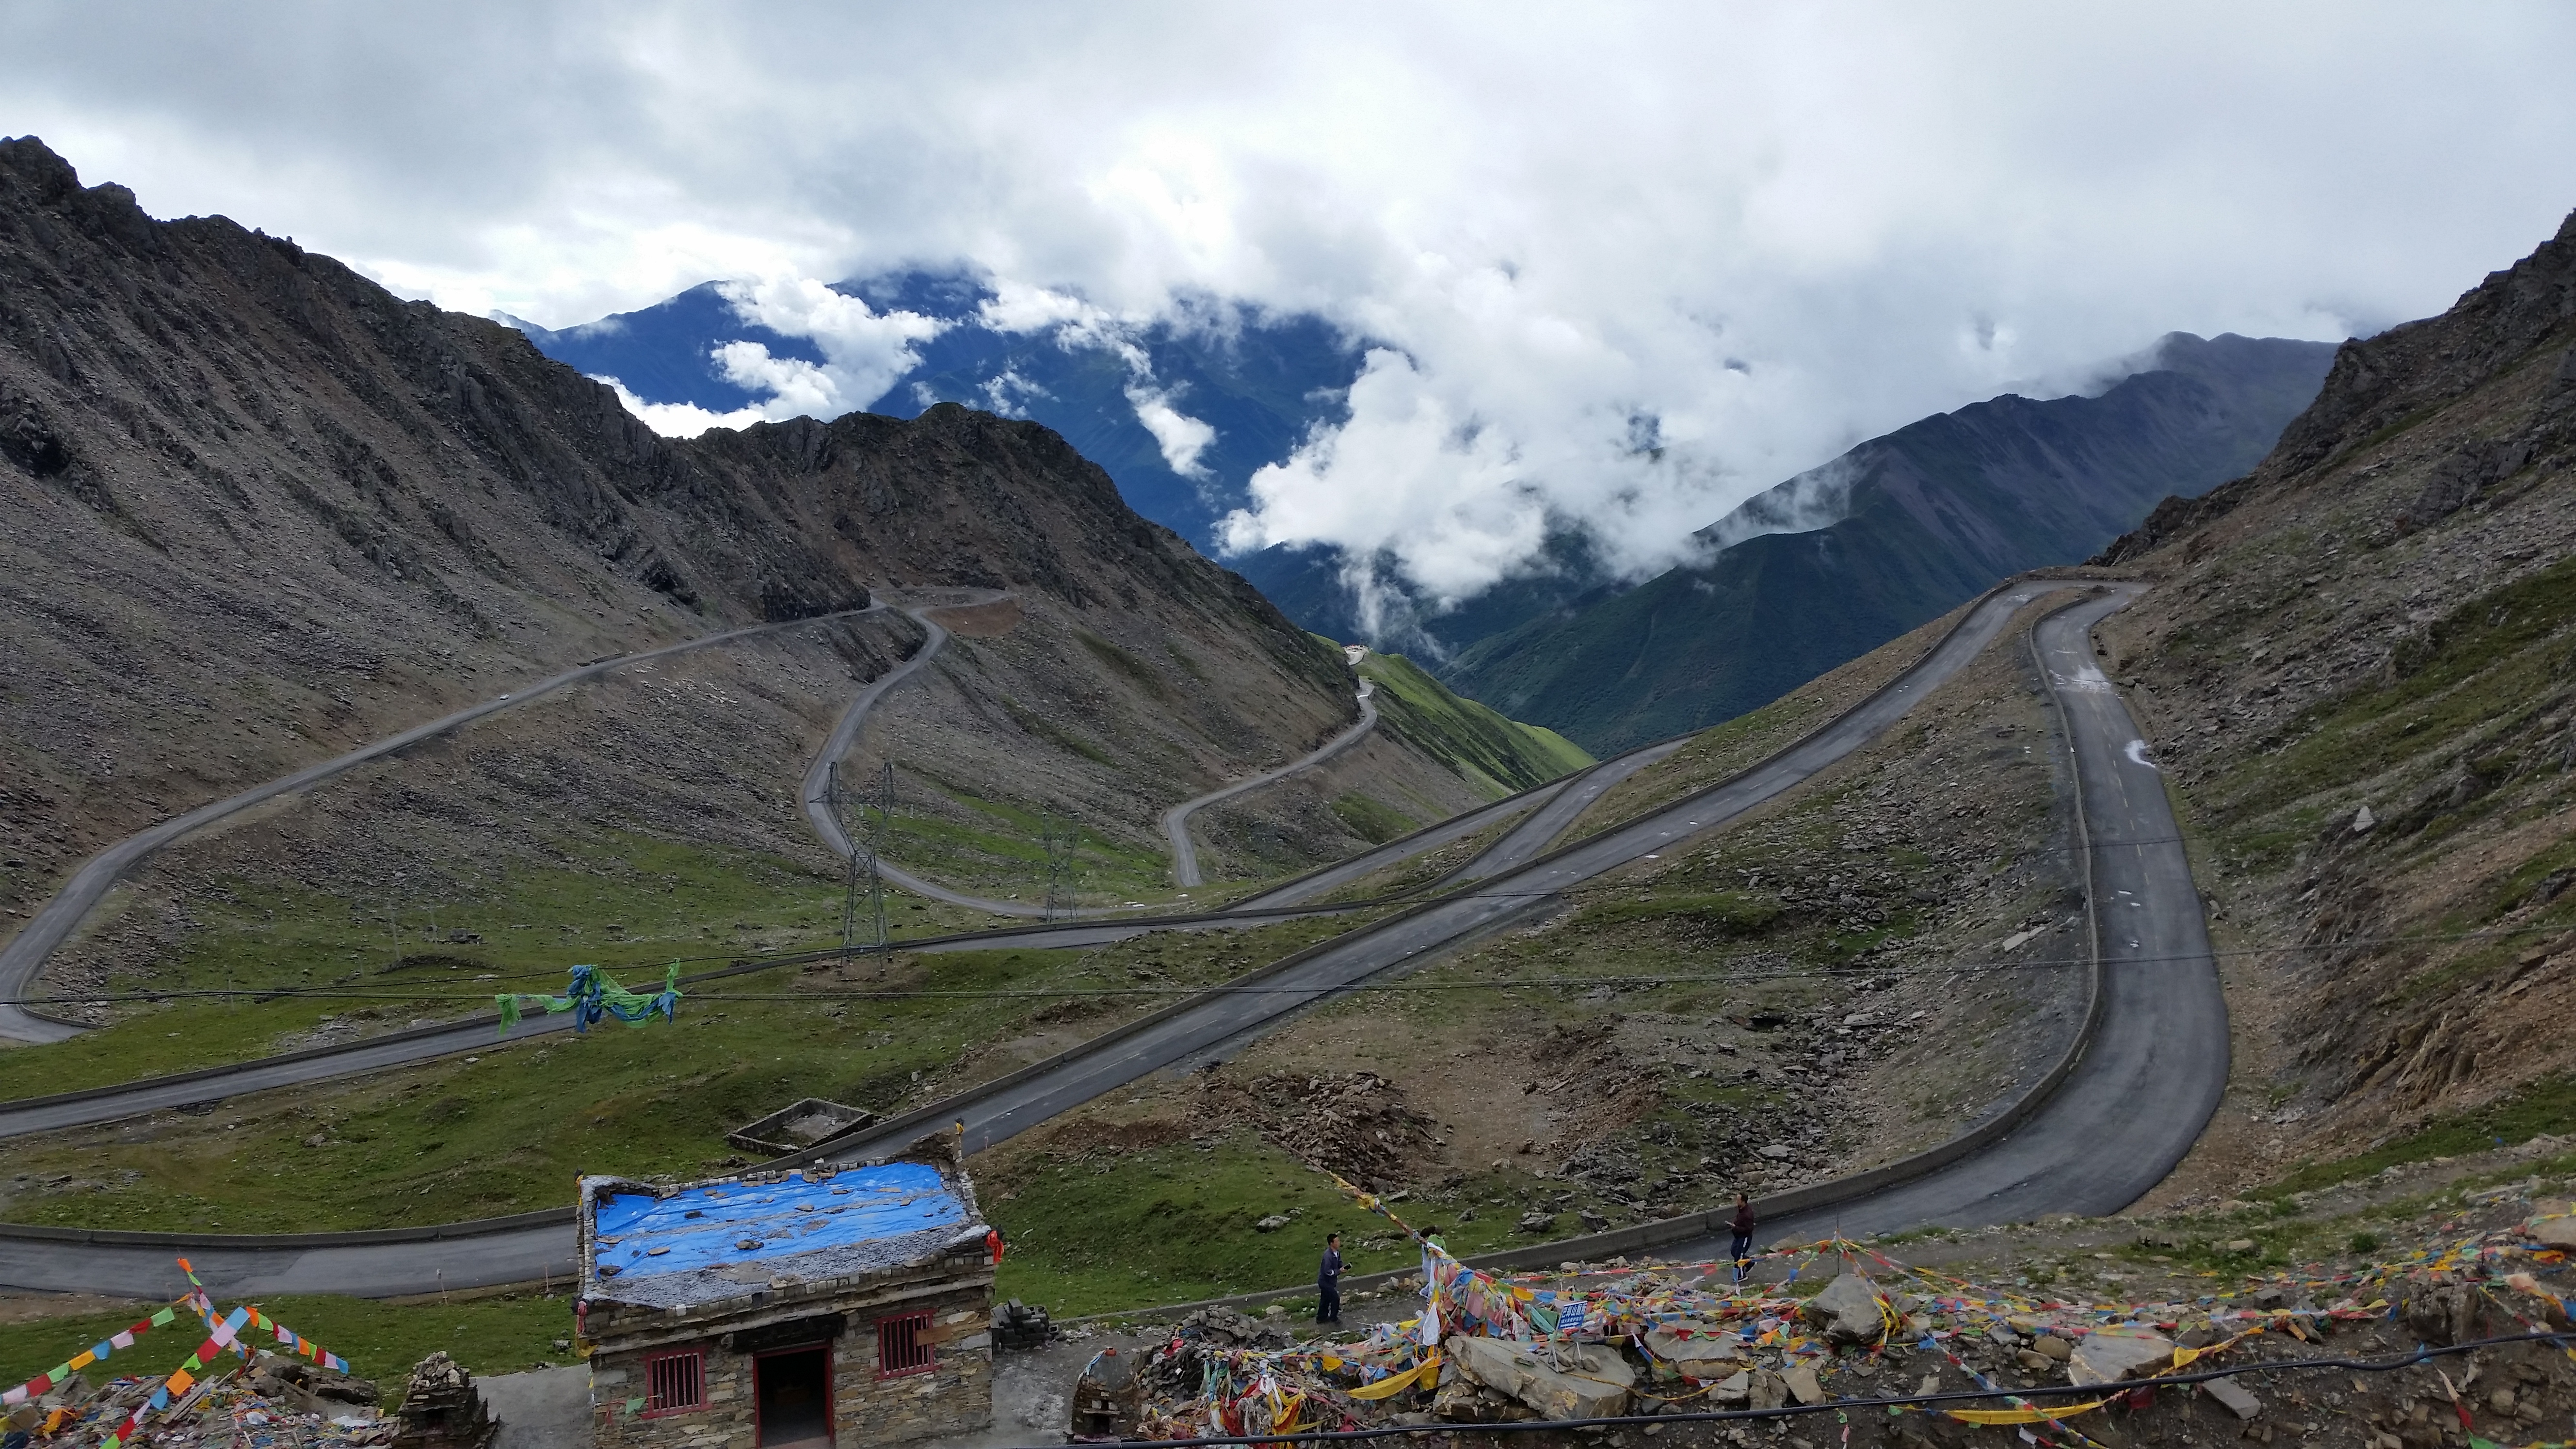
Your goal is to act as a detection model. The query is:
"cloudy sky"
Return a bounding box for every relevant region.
[6,2,2573,596]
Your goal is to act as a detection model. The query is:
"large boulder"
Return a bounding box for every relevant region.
[2401,1285,2490,1347]
[1642,1322,1746,1381]
[2528,1200,2576,1250]
[1801,1271,1888,1345]
[2066,1327,2175,1386]
[1782,1362,1825,1405]
[1443,1336,1635,1419]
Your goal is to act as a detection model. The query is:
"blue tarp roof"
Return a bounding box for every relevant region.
[589,1163,972,1288]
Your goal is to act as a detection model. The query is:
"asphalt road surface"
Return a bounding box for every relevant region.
[796,597,1380,911]
[0,581,2223,1299]
[0,605,881,1046]
[1666,584,2229,1253]
[1164,680,1380,888]
[794,592,1063,918]
[821,583,2089,1166]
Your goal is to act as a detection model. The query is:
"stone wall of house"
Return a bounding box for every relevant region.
[832,1284,992,1447]
[587,1285,991,1449]
[591,1340,755,1449]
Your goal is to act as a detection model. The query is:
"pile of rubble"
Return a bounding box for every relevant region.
[2,1351,382,1449]
[1105,1196,2575,1446]
[991,1299,1054,1352]
[1187,1070,1444,1184]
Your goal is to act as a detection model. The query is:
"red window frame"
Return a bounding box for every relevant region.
[874,1310,935,1378]
[644,1348,706,1417]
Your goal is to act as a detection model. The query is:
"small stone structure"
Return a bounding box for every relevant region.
[723,1099,876,1159]
[393,1352,499,1449]
[579,1132,996,1449]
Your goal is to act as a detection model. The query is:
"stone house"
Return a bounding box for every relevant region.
[578,1133,996,1449]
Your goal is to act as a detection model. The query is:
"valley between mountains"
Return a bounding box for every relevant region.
[2,133,2575,1429]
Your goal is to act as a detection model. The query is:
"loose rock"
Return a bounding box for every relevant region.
[2066,1326,2175,1386]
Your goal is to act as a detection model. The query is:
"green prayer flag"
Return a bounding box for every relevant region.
[625,1397,645,1416]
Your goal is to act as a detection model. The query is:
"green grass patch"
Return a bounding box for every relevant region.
[0,917,1367,1229]
[989,1134,1573,1316]
[3,831,981,1102]
[2268,1071,2576,1194]
[1328,792,1420,846]
[0,1292,573,1404]
[1355,652,1592,797]
[130,830,854,1000]
[884,772,1174,901]
[1575,890,1783,935]
[2212,549,2576,829]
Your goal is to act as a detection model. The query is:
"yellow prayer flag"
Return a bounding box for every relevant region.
[1945,1398,2110,1426]
[1346,1356,1439,1401]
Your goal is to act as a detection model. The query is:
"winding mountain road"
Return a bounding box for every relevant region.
[821,584,2103,1167]
[0,581,2233,1304]
[1164,680,1380,888]
[0,614,1587,1150]
[1675,583,2228,1248]
[799,597,1387,913]
[0,604,883,1046]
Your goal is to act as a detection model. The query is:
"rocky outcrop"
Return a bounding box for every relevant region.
[2091,202,2576,1184]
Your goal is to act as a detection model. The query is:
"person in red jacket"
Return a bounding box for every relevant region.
[1728,1193,1757,1284]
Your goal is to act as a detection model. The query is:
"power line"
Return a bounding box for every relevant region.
[26,877,2571,1014]
[10,916,2566,1011]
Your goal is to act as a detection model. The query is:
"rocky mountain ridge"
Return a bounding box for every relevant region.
[0,136,1502,976]
[2086,204,2576,1197]
[1444,333,2336,752]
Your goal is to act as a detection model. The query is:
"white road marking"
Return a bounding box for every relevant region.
[2123,740,2158,770]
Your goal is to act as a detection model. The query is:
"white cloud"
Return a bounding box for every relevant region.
[1124,382,1217,479]
[979,367,1050,418]
[7,1,2574,591]
[978,281,1108,336]
[592,376,769,437]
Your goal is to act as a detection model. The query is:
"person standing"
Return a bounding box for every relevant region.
[1728,1193,1757,1284]
[1317,1232,1344,1325]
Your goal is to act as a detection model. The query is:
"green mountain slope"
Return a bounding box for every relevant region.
[1351,647,1594,797]
[1445,334,2337,753]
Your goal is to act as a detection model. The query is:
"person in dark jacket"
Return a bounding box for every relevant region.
[1728,1193,1756,1284]
[1317,1232,1343,1324]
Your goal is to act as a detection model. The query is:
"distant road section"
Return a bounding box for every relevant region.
[1163,680,1379,888]
[0,604,881,1045]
